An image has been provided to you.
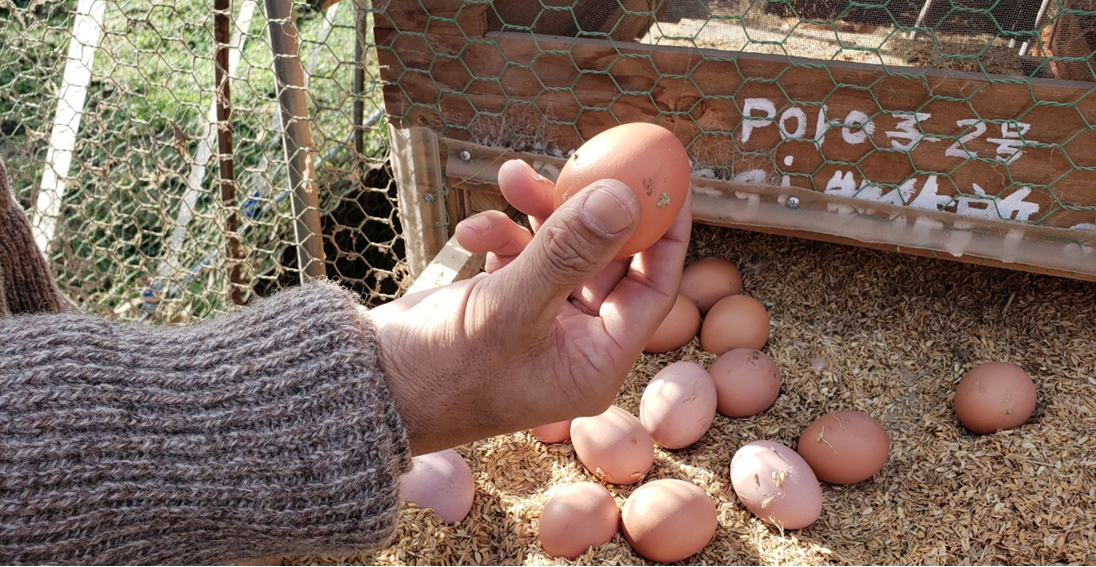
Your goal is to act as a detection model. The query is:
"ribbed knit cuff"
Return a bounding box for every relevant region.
[0,282,412,565]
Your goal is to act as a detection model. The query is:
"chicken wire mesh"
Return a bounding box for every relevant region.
[378,0,1096,277]
[4,0,1096,325]
[1,0,405,323]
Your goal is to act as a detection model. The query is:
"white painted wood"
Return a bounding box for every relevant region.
[32,0,107,253]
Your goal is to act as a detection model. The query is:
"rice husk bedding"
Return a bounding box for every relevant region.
[307,223,1095,566]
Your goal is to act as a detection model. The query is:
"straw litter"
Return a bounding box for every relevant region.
[294,223,1096,565]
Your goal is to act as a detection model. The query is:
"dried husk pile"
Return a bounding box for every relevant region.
[316,223,1096,565]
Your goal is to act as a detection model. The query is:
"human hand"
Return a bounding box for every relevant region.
[371,159,691,455]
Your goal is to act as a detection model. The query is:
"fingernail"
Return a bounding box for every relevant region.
[582,184,634,236]
[517,159,551,183]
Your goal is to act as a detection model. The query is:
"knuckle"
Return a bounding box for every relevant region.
[540,224,600,284]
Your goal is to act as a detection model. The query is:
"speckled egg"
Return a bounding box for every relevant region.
[730,440,822,530]
[797,411,890,485]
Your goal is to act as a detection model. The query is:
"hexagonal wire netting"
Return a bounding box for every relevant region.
[3,0,1096,324]
[2,0,404,323]
[378,0,1096,277]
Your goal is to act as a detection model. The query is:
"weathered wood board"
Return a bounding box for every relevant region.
[442,138,1096,281]
[378,28,1096,232]
[375,1,1096,278]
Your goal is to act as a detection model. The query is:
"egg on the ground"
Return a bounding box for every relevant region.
[640,361,717,449]
[953,361,1037,434]
[680,257,742,314]
[797,411,890,484]
[730,440,822,530]
[571,406,654,485]
[644,294,701,353]
[709,348,782,418]
[530,419,572,444]
[399,449,475,523]
[621,479,717,563]
[539,482,620,559]
[700,294,770,354]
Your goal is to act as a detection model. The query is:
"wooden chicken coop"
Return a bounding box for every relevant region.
[374,0,1096,287]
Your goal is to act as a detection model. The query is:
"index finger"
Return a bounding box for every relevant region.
[498,159,554,231]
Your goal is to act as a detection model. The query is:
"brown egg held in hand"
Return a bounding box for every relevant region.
[399,449,475,523]
[700,294,770,355]
[571,406,654,485]
[530,419,572,444]
[640,361,718,449]
[539,482,620,559]
[680,257,742,314]
[621,479,717,563]
[730,440,822,530]
[797,411,890,484]
[553,122,691,259]
[644,294,701,353]
[954,362,1037,434]
[709,348,782,418]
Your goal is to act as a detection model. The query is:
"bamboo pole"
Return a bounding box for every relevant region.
[264,0,327,280]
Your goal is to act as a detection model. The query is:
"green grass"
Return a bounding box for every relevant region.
[1,0,389,321]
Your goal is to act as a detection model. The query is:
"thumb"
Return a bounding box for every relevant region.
[492,179,640,322]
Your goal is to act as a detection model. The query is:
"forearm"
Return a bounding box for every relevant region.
[0,282,410,565]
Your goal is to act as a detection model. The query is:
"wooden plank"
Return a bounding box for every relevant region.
[441,138,1096,281]
[700,222,1096,283]
[389,125,450,279]
[380,31,1096,237]
[31,0,106,253]
[407,234,486,294]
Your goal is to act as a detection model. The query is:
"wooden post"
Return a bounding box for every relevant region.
[265,0,327,280]
[32,0,106,253]
[388,125,449,279]
[214,0,245,305]
[353,0,369,163]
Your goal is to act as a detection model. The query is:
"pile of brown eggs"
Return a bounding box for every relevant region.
[399,255,1040,563]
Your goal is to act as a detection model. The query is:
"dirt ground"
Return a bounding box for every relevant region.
[643,12,1027,77]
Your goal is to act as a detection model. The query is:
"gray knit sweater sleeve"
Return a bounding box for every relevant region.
[0,282,412,565]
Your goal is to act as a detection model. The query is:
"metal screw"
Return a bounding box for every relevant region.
[459,150,471,162]
[424,192,436,204]
[786,196,800,209]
